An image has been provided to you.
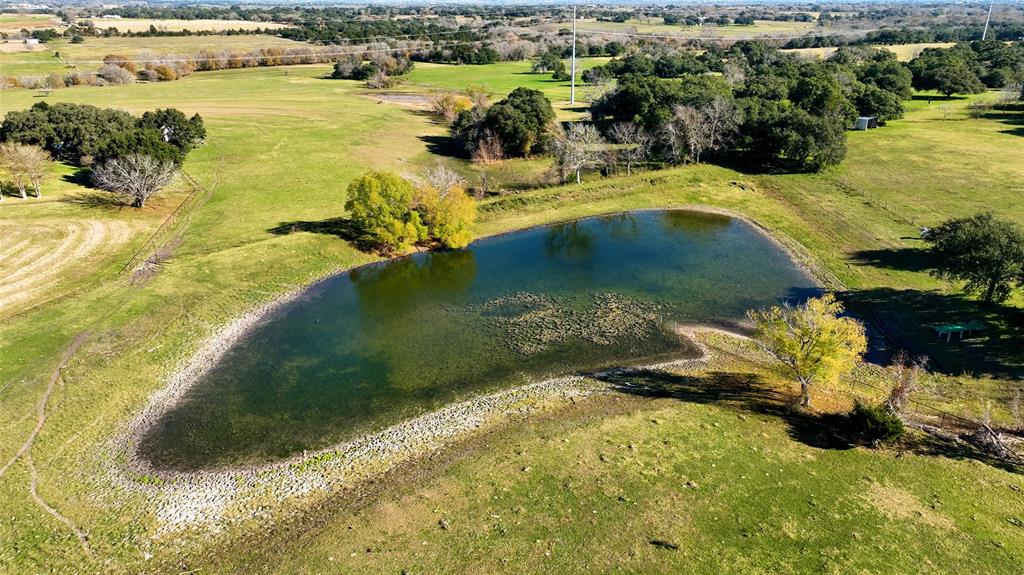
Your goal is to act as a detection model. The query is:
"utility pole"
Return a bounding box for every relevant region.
[570,4,577,105]
[982,0,993,41]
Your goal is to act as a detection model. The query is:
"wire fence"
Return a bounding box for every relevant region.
[118,169,213,276]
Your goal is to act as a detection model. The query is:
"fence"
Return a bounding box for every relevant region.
[118,169,214,276]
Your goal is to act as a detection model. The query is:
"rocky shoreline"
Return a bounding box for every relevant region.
[107,325,718,533]
[104,207,822,533]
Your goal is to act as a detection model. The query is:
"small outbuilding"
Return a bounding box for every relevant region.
[24,38,40,45]
[854,116,878,130]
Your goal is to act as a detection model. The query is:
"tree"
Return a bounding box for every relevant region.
[481,87,555,157]
[344,171,427,253]
[20,144,49,197]
[607,122,654,175]
[138,108,206,156]
[549,122,605,184]
[0,142,30,199]
[884,350,927,417]
[91,153,176,208]
[663,105,710,164]
[415,183,476,249]
[777,108,848,170]
[422,165,465,193]
[1,143,50,199]
[748,294,867,408]
[925,212,1024,303]
[856,85,904,122]
[431,92,470,123]
[909,49,985,97]
[662,97,738,165]
[932,64,985,98]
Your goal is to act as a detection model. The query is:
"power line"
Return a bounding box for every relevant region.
[574,27,884,42]
[59,39,476,66]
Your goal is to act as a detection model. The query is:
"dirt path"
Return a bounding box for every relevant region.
[0,332,89,478]
[0,332,94,557]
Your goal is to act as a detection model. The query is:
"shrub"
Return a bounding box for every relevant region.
[415,184,476,249]
[847,400,905,444]
[98,64,134,85]
[345,171,427,253]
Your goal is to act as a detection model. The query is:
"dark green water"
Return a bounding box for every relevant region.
[140,210,818,470]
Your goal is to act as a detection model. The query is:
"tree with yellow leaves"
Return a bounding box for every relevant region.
[415,179,476,250]
[747,294,866,409]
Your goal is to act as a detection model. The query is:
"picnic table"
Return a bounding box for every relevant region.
[930,320,986,343]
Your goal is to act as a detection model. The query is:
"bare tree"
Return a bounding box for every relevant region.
[423,164,465,194]
[884,350,928,416]
[608,122,654,175]
[666,105,710,164]
[1010,388,1023,433]
[91,154,176,208]
[663,98,740,165]
[0,143,50,199]
[549,122,606,184]
[464,84,490,108]
[471,130,504,164]
[702,97,741,157]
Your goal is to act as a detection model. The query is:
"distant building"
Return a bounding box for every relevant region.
[101,14,123,19]
[854,116,878,130]
[24,38,40,45]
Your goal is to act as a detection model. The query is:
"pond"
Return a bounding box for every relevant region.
[139,210,819,470]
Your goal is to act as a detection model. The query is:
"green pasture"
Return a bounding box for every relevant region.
[0,59,1021,573]
[404,58,610,104]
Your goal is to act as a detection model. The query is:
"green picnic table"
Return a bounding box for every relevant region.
[930,320,986,343]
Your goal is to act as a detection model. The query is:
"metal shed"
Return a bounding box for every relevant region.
[854,116,878,130]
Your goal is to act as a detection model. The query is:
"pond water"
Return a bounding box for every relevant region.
[140,210,818,470]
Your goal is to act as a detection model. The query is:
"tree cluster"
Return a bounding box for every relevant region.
[450,87,555,160]
[344,169,477,253]
[590,42,912,171]
[0,102,205,167]
[909,41,1024,96]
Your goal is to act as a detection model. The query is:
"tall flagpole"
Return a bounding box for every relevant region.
[570,4,577,105]
[982,0,994,41]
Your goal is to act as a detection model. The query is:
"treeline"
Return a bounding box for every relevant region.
[784,21,1024,49]
[908,40,1024,93]
[1,102,204,166]
[431,41,922,177]
[586,42,914,170]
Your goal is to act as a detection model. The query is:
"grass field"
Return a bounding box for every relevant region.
[405,58,609,105]
[83,17,288,33]
[0,60,1022,573]
[577,17,820,38]
[785,42,956,62]
[0,13,57,33]
[0,35,308,76]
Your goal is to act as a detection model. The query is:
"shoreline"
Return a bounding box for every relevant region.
[108,206,826,531]
[108,326,728,534]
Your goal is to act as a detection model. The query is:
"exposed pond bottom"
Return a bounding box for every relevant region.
[138,210,818,470]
